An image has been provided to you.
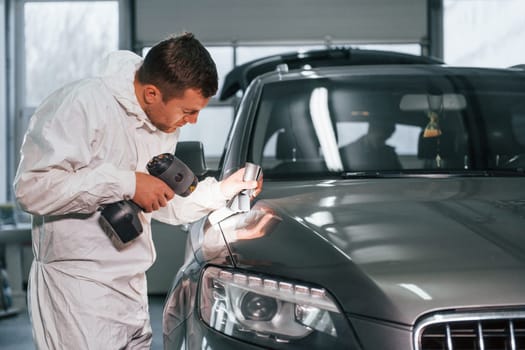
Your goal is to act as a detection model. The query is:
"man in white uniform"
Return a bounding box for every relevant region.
[14,33,260,349]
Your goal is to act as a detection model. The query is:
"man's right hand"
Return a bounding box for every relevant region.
[133,172,174,212]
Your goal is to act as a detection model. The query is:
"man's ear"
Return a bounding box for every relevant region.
[143,85,162,104]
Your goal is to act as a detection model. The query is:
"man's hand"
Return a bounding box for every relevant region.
[133,172,174,212]
[220,167,263,199]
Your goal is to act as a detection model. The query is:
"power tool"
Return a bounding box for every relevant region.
[100,153,198,243]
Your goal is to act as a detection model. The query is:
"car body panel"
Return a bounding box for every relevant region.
[164,49,525,349]
[222,177,525,326]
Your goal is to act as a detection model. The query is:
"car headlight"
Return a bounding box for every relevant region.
[199,266,353,348]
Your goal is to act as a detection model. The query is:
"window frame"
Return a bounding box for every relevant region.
[5,0,129,201]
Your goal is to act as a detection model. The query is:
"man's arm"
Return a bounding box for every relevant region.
[153,167,261,225]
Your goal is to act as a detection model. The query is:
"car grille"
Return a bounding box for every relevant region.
[414,311,525,350]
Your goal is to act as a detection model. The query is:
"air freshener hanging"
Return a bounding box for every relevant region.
[423,94,443,138]
[423,110,442,138]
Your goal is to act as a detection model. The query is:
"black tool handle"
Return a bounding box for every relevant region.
[101,153,199,244]
[100,200,143,243]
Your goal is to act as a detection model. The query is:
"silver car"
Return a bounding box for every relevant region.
[163,49,525,350]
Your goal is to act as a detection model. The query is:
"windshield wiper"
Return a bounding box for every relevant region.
[341,171,400,179]
[341,169,525,179]
[486,169,525,177]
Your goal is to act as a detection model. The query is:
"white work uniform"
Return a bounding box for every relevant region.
[14,51,228,350]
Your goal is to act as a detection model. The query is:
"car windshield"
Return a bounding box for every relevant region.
[249,70,525,178]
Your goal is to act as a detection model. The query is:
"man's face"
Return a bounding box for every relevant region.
[145,88,210,133]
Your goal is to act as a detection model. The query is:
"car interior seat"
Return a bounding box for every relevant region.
[338,119,403,171]
[268,95,328,174]
[487,115,525,168]
[271,128,328,174]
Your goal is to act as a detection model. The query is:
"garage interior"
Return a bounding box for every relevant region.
[1,0,524,349]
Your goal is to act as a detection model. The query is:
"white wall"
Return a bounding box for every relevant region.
[135,0,427,46]
[444,0,525,67]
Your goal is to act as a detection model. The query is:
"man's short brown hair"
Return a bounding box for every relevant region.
[137,32,218,100]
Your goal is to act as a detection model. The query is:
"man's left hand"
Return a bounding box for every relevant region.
[219,167,263,199]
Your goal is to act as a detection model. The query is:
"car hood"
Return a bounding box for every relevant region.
[216,176,525,326]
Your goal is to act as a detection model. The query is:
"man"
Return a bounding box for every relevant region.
[339,119,402,171]
[14,32,261,349]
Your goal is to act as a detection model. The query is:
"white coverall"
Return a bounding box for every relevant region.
[14,51,228,349]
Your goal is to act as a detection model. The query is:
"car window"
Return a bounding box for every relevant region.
[250,71,525,177]
[511,110,525,146]
[336,122,420,155]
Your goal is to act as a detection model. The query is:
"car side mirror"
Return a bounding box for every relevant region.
[174,141,208,179]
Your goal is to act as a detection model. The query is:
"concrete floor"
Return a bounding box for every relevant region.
[0,295,166,350]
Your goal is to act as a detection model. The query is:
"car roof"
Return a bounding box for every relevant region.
[219,47,444,100]
[248,63,525,87]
